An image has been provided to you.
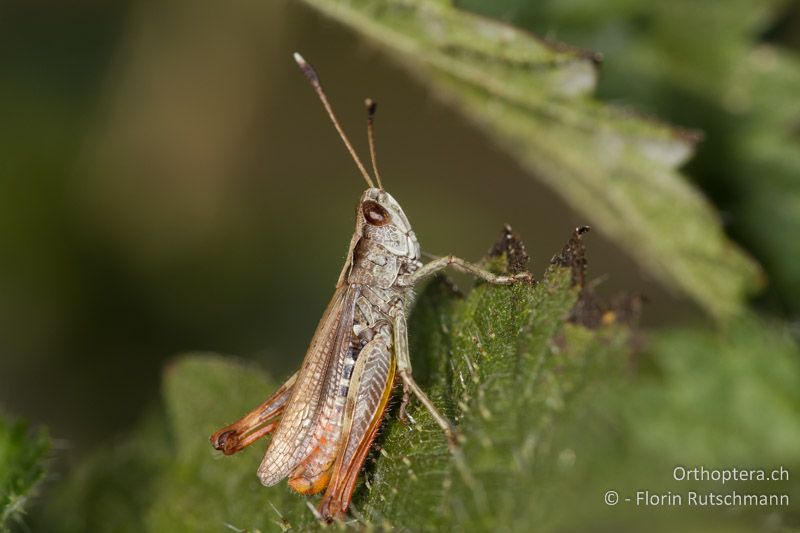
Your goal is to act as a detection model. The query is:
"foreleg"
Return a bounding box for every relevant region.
[405,255,531,286]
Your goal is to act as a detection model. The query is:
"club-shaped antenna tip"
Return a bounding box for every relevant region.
[293,52,319,84]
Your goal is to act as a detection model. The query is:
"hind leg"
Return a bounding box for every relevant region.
[210,372,297,455]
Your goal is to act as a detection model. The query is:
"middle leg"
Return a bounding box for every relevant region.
[392,310,458,450]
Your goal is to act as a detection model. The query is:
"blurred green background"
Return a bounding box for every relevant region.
[1,0,799,529]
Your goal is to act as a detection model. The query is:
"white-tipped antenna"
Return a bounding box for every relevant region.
[364,98,384,190]
[293,53,375,189]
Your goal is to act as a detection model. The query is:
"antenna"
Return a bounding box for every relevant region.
[293,53,375,189]
[364,98,384,190]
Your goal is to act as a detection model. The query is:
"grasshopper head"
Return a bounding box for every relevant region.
[359,188,411,232]
[355,187,420,261]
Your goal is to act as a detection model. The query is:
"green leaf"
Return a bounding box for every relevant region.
[0,415,49,532]
[295,0,762,319]
[458,1,800,315]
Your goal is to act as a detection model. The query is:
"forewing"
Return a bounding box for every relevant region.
[257,285,359,486]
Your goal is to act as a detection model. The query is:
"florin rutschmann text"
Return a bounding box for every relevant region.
[603,466,790,508]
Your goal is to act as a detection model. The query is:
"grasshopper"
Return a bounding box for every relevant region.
[210,53,530,522]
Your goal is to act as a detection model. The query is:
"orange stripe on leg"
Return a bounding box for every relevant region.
[319,361,396,521]
[318,407,386,520]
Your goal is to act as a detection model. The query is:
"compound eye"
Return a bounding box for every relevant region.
[362,200,390,226]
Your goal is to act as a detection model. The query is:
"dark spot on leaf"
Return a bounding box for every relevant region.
[550,226,589,287]
[488,224,530,275]
[550,226,644,329]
